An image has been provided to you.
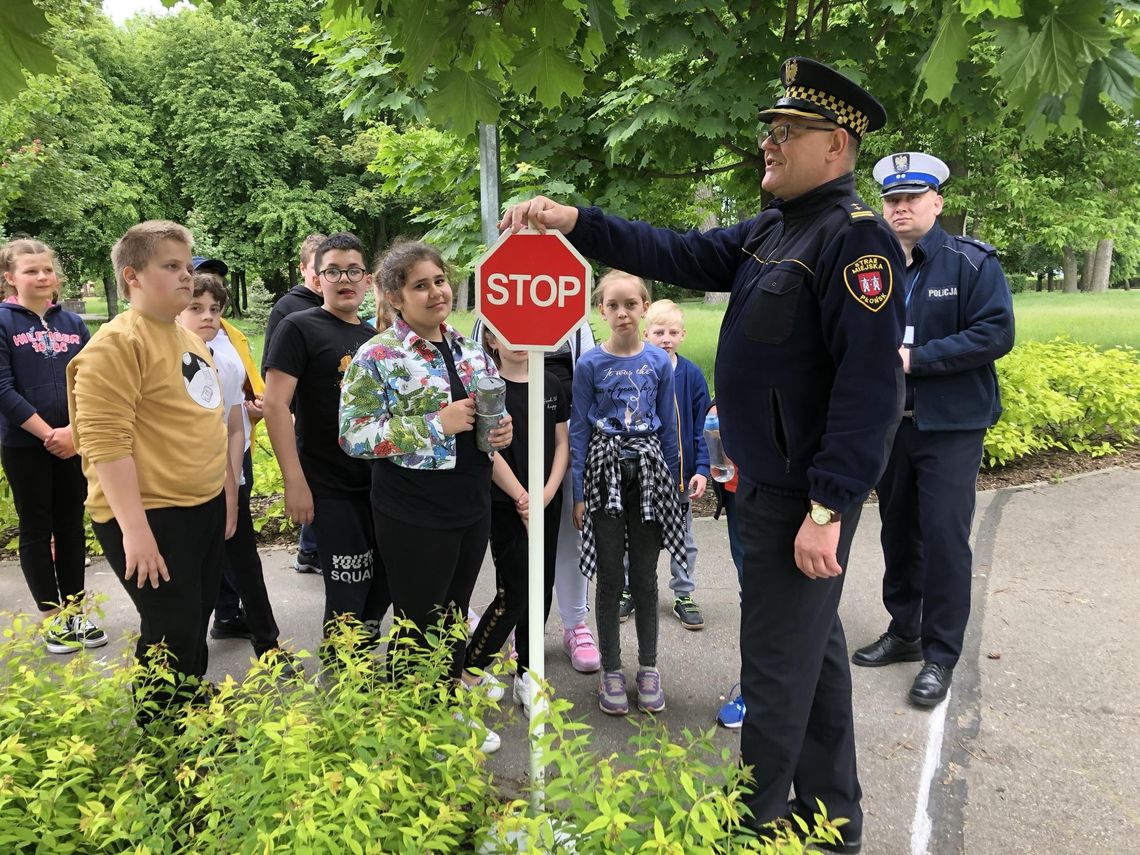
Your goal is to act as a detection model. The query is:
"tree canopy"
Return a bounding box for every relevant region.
[1,0,1138,295]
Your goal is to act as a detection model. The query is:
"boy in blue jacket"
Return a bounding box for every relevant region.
[642,299,710,630]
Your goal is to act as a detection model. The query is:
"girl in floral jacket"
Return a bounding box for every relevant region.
[339,240,512,753]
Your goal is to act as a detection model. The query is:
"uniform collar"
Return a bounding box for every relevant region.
[911,222,947,266]
[769,173,856,221]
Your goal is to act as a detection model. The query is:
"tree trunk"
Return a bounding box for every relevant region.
[1045,269,1054,292]
[373,214,387,256]
[1089,238,1113,293]
[938,155,968,236]
[1127,278,1138,291]
[455,274,470,312]
[102,273,118,319]
[696,184,730,305]
[240,270,248,311]
[1079,249,1095,291]
[1061,246,1078,292]
[288,261,298,290]
[1035,272,1044,291]
[229,269,244,318]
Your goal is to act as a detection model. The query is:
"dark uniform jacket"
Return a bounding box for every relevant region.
[904,223,1015,431]
[568,173,905,515]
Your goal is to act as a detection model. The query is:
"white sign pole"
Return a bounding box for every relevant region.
[526,348,546,809]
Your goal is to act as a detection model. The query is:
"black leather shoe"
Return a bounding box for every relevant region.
[210,615,251,639]
[786,799,863,854]
[909,662,953,707]
[851,632,921,667]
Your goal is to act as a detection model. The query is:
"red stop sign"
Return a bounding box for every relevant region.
[475,230,592,351]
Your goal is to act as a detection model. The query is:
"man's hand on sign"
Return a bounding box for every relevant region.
[499,196,579,235]
[440,397,476,434]
[793,514,844,580]
[487,413,513,450]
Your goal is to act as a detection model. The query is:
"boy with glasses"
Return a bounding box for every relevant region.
[262,233,388,656]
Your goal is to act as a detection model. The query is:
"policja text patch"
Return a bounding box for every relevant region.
[844,255,893,312]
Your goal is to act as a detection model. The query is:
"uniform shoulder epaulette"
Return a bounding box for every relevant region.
[950,234,997,255]
[842,201,878,223]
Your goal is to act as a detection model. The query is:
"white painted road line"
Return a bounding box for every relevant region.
[911,688,951,855]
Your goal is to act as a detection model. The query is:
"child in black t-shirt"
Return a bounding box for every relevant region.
[262,232,388,651]
[464,328,570,714]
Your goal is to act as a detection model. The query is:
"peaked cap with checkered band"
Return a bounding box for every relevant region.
[758,57,887,140]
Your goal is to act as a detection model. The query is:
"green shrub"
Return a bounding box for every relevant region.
[986,338,1140,466]
[0,613,844,854]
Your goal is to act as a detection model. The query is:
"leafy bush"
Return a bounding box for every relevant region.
[986,338,1140,466]
[0,613,845,854]
[249,435,293,536]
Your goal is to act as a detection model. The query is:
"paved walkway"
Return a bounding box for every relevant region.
[2,467,1137,853]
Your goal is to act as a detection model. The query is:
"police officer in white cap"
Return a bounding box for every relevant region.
[852,153,1015,707]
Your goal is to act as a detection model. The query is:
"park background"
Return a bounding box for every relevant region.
[1,1,1139,852]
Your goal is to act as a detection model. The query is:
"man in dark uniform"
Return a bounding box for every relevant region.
[501,57,905,853]
[852,153,1014,707]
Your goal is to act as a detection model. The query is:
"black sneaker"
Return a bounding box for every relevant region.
[672,596,705,630]
[618,588,634,623]
[259,648,302,680]
[210,615,252,639]
[73,615,108,649]
[293,548,321,574]
[43,615,81,655]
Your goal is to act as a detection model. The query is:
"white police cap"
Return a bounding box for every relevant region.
[873,152,950,197]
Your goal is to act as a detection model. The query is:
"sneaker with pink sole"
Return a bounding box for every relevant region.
[562,624,601,673]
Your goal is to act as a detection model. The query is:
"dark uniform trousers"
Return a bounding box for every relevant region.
[738,484,864,836]
[878,418,986,667]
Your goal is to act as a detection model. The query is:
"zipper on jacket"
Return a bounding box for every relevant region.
[769,388,791,474]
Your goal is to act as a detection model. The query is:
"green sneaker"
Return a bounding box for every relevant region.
[73,615,108,649]
[671,596,705,630]
[618,588,634,623]
[44,615,81,655]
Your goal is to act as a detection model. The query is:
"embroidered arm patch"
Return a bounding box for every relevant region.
[843,255,892,312]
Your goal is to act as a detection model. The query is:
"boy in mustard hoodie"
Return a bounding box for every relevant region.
[68,220,232,722]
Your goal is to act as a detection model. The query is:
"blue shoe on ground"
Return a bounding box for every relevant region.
[717,683,746,728]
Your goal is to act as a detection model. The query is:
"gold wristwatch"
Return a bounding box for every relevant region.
[809,501,842,526]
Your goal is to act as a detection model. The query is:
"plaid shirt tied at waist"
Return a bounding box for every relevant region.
[579,432,687,580]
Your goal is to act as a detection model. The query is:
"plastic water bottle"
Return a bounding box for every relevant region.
[704,412,735,483]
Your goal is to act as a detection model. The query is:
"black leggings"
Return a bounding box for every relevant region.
[1,443,88,613]
[94,494,225,723]
[374,509,490,681]
[466,494,561,675]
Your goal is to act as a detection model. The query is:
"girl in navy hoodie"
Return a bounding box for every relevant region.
[0,238,106,653]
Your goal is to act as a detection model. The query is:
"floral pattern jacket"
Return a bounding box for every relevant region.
[338,316,498,469]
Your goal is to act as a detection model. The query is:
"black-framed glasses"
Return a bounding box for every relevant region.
[318,266,367,284]
[758,123,838,148]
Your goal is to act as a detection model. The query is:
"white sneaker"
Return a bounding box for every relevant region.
[460,671,505,702]
[513,671,536,716]
[453,712,501,754]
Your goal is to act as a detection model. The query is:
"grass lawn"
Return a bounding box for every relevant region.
[229,290,1140,383]
[1010,290,1140,350]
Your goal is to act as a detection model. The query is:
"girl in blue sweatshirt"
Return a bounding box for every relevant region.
[0,239,106,653]
[571,270,685,716]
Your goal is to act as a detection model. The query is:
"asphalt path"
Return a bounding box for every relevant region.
[2,466,1137,853]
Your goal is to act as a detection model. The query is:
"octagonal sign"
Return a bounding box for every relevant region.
[475,229,592,351]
